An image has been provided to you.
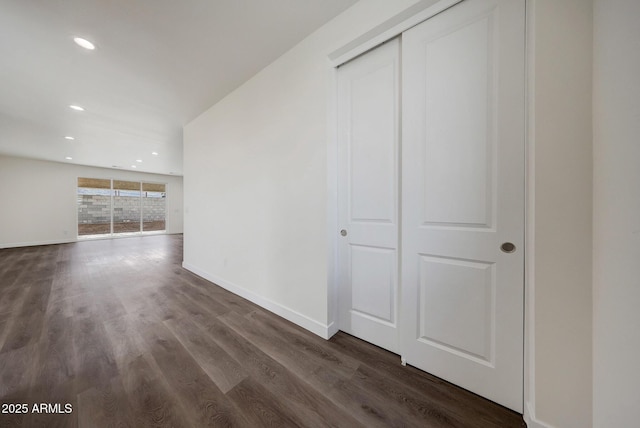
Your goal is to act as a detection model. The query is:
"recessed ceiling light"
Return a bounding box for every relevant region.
[151,152,158,156]
[65,156,72,160]
[64,136,75,140]
[131,165,137,168]
[69,105,84,111]
[73,37,95,50]
[136,159,142,163]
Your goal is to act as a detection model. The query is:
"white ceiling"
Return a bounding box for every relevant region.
[0,0,357,176]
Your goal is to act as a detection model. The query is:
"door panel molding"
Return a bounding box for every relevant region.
[337,38,401,354]
[327,0,528,416]
[400,0,525,411]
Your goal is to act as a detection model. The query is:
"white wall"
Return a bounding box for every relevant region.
[527,2,593,427]
[593,1,640,427]
[184,0,594,425]
[0,155,183,248]
[184,0,424,335]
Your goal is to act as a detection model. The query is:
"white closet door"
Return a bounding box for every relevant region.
[400,0,525,411]
[337,38,400,353]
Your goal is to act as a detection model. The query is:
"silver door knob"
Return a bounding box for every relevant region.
[500,242,516,253]
[340,229,347,236]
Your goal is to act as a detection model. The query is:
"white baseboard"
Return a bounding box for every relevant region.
[0,232,182,250]
[182,262,333,339]
[326,320,339,338]
[524,402,556,428]
[0,238,76,249]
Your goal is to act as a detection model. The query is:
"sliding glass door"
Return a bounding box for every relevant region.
[77,178,112,236]
[142,183,166,232]
[77,178,166,238]
[113,180,141,234]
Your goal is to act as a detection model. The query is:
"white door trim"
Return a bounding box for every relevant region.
[328,0,464,67]
[326,61,341,338]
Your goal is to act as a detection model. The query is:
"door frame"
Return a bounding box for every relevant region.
[325,0,535,420]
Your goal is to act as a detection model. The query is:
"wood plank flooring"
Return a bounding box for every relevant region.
[0,235,525,427]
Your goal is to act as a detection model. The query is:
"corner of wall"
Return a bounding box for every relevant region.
[524,403,557,428]
[526,0,594,427]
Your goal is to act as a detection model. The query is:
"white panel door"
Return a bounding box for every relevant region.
[337,38,400,353]
[400,0,525,411]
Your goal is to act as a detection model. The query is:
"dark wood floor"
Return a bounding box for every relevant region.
[0,234,525,427]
